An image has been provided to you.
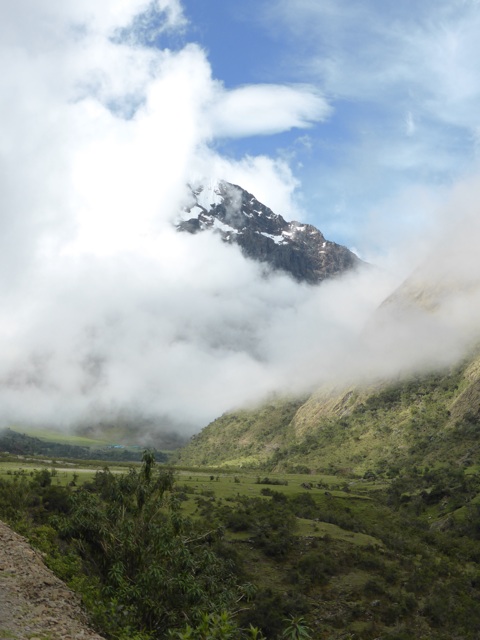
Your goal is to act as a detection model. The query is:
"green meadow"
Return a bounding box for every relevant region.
[0,445,480,638]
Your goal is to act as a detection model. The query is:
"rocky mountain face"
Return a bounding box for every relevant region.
[177,180,363,284]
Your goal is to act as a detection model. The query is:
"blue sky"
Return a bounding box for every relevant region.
[56,0,480,256]
[166,0,480,252]
[180,2,272,86]
[4,0,480,256]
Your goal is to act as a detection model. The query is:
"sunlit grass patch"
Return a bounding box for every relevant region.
[295,518,383,547]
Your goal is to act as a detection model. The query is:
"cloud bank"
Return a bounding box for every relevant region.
[1,0,480,439]
[0,0,340,434]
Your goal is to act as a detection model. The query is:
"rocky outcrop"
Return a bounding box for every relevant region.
[0,520,105,640]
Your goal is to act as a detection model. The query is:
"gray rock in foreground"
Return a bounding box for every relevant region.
[0,520,105,640]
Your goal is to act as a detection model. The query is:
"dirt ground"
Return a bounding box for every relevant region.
[0,520,105,640]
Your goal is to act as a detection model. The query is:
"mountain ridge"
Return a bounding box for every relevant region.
[178,180,363,284]
[177,354,480,475]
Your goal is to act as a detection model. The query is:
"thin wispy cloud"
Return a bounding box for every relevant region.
[255,0,480,248]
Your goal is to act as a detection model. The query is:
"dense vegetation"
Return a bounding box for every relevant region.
[190,472,480,639]
[1,450,480,639]
[2,356,480,638]
[0,455,314,639]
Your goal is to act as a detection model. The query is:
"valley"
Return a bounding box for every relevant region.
[0,384,480,639]
[4,2,480,639]
[0,187,479,638]
[1,300,480,640]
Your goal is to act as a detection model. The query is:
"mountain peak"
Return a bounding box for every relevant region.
[178,180,363,284]
[188,179,226,211]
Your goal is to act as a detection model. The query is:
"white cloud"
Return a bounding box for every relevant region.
[190,152,303,220]
[209,84,331,138]
[0,0,186,47]
[3,0,480,440]
[405,111,416,137]
[0,0,338,433]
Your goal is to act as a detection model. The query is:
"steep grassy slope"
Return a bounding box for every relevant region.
[181,397,306,467]
[178,355,480,475]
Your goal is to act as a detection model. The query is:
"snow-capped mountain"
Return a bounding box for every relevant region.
[177,180,363,284]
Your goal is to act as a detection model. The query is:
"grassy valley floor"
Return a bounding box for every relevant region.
[0,452,479,639]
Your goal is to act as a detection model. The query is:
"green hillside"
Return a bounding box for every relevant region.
[181,396,306,468]
[178,355,480,476]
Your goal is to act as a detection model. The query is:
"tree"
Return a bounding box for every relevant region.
[60,456,247,637]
